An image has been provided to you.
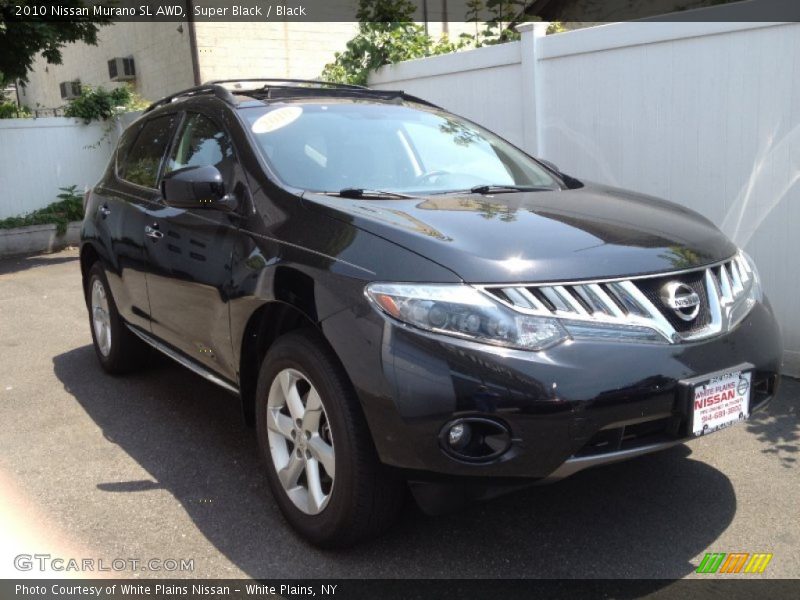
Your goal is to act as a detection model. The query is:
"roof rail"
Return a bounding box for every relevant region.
[205,78,369,91]
[144,83,236,113]
[253,85,441,109]
[143,79,441,113]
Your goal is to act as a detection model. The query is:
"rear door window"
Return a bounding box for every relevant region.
[114,123,141,175]
[119,114,178,188]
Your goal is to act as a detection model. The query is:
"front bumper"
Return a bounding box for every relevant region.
[322,298,781,481]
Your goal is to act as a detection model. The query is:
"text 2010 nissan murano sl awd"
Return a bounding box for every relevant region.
[80,79,781,547]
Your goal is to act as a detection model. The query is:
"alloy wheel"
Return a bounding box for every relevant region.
[266,368,335,515]
[91,278,112,357]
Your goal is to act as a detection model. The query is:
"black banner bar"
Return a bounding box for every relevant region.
[3,0,800,23]
[2,579,800,600]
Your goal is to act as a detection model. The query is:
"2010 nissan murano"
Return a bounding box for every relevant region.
[80,79,781,547]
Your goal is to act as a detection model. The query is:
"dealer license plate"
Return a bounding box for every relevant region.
[691,369,751,436]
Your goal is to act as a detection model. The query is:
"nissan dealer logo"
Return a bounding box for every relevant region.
[737,376,750,397]
[660,282,701,321]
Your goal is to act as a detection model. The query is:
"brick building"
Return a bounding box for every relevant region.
[18,18,466,109]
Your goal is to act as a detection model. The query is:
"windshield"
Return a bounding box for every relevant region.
[242,101,559,195]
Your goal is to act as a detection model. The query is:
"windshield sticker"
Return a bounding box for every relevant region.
[251,106,303,133]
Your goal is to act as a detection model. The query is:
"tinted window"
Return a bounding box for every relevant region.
[120,114,177,188]
[242,103,558,194]
[114,123,141,174]
[165,113,236,185]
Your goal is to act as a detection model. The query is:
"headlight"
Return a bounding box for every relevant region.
[365,283,568,351]
[740,250,763,302]
[728,250,763,328]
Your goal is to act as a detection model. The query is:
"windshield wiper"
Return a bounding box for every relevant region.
[468,184,556,195]
[329,188,417,199]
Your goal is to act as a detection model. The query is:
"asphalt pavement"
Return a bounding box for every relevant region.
[0,249,797,580]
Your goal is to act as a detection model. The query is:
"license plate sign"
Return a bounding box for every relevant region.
[692,370,751,436]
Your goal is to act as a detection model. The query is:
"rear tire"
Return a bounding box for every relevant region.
[256,330,405,547]
[86,262,149,374]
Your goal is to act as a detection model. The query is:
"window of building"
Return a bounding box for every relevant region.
[59,81,81,99]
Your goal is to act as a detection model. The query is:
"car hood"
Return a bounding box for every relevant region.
[302,184,736,284]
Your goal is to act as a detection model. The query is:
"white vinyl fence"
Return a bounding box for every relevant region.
[371,42,529,148]
[0,112,140,219]
[371,17,800,375]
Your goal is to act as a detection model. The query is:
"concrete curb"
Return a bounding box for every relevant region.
[0,222,81,258]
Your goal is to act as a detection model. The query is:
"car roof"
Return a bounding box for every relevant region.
[143,79,440,115]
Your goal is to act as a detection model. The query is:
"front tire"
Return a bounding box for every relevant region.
[256,330,405,547]
[86,262,149,374]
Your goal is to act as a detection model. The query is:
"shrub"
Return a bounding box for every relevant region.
[64,84,148,123]
[0,186,84,235]
[0,102,31,119]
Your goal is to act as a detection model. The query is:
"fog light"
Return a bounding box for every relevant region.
[439,417,512,463]
[448,422,471,449]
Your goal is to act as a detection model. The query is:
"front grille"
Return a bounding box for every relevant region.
[637,269,711,333]
[481,253,755,343]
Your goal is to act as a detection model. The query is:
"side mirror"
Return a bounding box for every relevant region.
[538,159,561,173]
[161,165,238,211]
[538,158,583,189]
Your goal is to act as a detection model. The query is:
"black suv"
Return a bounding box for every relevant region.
[81,79,781,547]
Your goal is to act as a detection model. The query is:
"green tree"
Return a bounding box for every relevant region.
[321,0,561,85]
[462,0,485,44]
[480,0,528,44]
[471,1,564,46]
[321,0,464,85]
[355,0,416,22]
[0,0,110,85]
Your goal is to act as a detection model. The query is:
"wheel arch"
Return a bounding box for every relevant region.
[238,300,352,427]
[79,242,102,302]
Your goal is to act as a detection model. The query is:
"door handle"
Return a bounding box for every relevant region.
[144,224,164,240]
[99,204,111,218]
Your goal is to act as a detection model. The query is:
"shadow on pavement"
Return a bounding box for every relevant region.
[54,344,744,580]
[0,251,79,276]
[745,378,799,468]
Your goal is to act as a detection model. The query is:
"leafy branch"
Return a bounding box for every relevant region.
[0,101,31,119]
[64,84,148,123]
[0,1,111,86]
[322,0,468,86]
[63,84,149,148]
